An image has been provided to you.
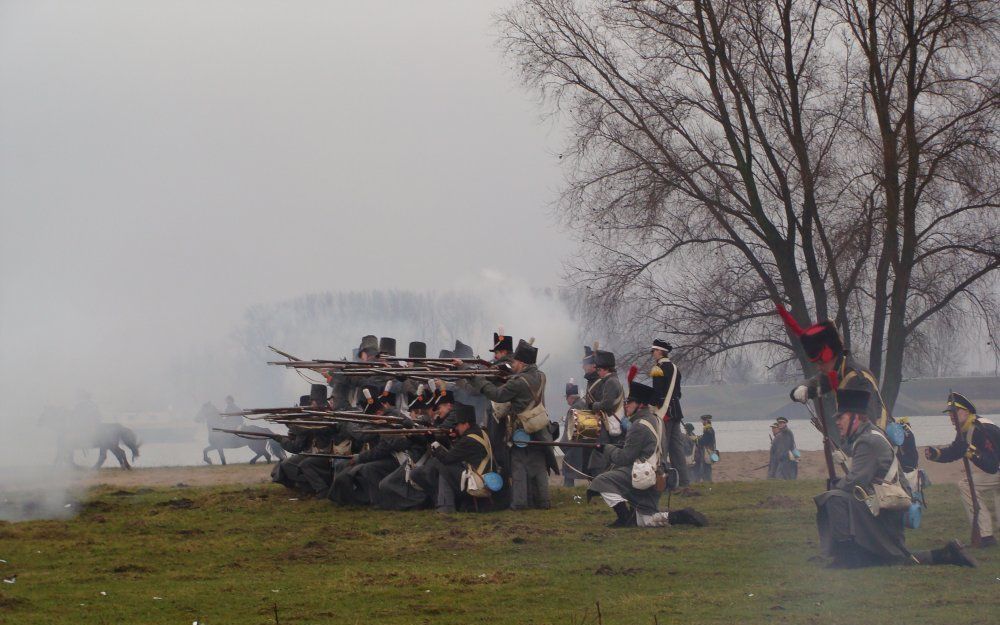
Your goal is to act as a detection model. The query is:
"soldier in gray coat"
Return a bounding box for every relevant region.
[815,388,975,568]
[588,381,668,527]
[584,350,625,474]
[768,418,798,480]
[469,339,552,510]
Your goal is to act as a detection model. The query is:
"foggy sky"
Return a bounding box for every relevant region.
[0,1,572,417]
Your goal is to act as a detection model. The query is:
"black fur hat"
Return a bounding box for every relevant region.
[799,321,843,362]
[454,403,477,425]
[565,378,580,397]
[594,350,616,370]
[453,340,474,359]
[835,388,870,416]
[627,381,657,406]
[513,339,538,365]
[651,338,673,353]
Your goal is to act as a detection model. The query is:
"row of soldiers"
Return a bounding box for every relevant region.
[265,332,707,527]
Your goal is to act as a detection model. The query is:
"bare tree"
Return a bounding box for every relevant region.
[501,0,1000,409]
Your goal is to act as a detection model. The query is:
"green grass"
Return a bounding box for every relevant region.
[0,479,996,624]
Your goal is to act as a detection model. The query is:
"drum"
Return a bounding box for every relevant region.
[572,409,601,440]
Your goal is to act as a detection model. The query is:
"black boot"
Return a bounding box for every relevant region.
[668,507,708,527]
[923,540,978,567]
[608,502,635,528]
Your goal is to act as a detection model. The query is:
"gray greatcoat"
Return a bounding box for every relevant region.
[589,406,662,515]
[768,428,798,480]
[471,364,552,509]
[815,421,908,566]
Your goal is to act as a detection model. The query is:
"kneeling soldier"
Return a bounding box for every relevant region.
[587,381,670,527]
[411,404,491,513]
[815,389,975,568]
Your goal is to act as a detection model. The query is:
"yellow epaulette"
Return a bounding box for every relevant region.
[650,365,664,378]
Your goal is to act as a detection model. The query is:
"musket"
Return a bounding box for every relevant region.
[273,418,386,428]
[360,427,449,436]
[212,428,283,441]
[267,345,302,362]
[297,452,354,460]
[949,389,982,547]
[221,407,308,416]
[378,356,495,368]
[267,360,392,369]
[518,440,601,449]
[301,410,409,423]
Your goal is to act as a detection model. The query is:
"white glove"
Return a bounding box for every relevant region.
[430,441,443,451]
[792,385,810,404]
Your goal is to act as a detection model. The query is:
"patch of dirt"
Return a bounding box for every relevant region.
[109,490,135,497]
[156,497,195,510]
[176,528,204,536]
[594,564,644,576]
[0,595,30,609]
[756,495,799,509]
[110,564,151,574]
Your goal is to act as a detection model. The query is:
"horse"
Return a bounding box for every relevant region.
[40,405,141,470]
[54,423,142,470]
[195,402,287,465]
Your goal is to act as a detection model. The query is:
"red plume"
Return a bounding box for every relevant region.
[776,303,805,337]
[826,371,839,393]
[627,364,638,384]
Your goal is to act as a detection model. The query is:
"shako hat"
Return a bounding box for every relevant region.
[378,381,397,405]
[700,414,713,422]
[491,329,514,353]
[835,388,870,417]
[361,386,381,414]
[582,345,596,366]
[627,381,657,405]
[513,339,538,365]
[438,349,454,359]
[309,384,328,403]
[565,378,579,397]
[776,416,789,424]
[408,341,427,359]
[298,394,311,407]
[594,350,616,370]
[945,392,976,415]
[378,337,397,357]
[453,340,474,359]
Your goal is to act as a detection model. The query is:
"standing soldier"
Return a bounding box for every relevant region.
[584,350,625,475]
[469,339,552,510]
[925,393,1000,548]
[560,378,590,486]
[649,339,690,487]
[768,417,798,480]
[693,415,716,483]
[781,313,889,432]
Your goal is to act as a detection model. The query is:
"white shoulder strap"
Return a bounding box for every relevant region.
[655,361,679,420]
[637,417,662,465]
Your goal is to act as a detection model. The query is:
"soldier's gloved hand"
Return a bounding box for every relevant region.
[791,385,809,404]
[831,449,848,467]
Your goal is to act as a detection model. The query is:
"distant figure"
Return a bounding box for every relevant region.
[682,422,696,468]
[40,405,140,470]
[224,395,240,416]
[196,401,285,465]
[768,417,798,480]
[692,415,716,483]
